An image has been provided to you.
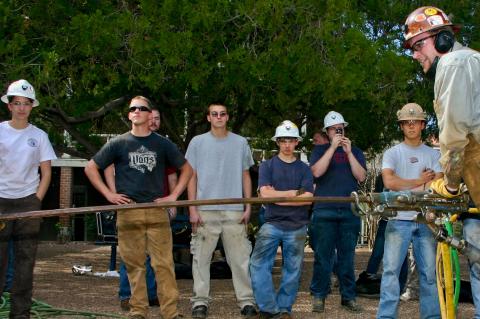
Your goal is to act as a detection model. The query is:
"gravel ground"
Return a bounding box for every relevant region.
[30,242,476,319]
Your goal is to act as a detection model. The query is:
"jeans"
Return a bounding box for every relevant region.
[309,208,360,301]
[377,220,440,319]
[366,219,409,292]
[403,247,419,296]
[0,194,42,319]
[331,250,338,276]
[118,255,157,301]
[250,224,306,314]
[366,219,387,274]
[190,210,255,309]
[117,208,178,319]
[464,218,480,318]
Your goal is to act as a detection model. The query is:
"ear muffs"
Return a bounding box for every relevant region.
[434,30,455,53]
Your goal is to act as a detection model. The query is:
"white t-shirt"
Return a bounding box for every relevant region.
[382,142,441,220]
[0,121,57,199]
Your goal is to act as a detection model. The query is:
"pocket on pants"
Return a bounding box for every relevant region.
[190,232,198,255]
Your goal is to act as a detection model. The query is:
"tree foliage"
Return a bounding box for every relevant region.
[1,0,478,158]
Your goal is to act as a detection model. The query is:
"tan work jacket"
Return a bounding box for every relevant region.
[434,42,480,189]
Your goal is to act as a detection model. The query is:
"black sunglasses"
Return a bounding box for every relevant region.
[210,111,228,118]
[129,106,151,112]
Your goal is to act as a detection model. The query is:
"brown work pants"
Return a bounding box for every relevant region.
[464,135,480,209]
[116,207,178,319]
[0,194,41,319]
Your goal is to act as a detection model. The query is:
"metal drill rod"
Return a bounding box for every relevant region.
[0,195,369,221]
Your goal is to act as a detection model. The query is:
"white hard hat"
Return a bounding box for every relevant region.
[1,79,39,107]
[322,111,348,131]
[271,120,302,141]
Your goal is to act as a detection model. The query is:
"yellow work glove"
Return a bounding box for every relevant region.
[429,178,462,198]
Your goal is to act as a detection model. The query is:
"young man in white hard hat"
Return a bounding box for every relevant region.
[185,103,257,319]
[309,111,366,313]
[85,96,192,319]
[404,6,480,316]
[250,120,313,319]
[376,103,443,318]
[0,79,57,318]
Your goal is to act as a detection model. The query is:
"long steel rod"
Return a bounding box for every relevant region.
[0,196,368,221]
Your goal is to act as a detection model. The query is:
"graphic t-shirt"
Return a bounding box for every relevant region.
[93,132,185,203]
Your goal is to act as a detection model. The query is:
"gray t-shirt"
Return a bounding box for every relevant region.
[382,142,441,220]
[185,131,254,211]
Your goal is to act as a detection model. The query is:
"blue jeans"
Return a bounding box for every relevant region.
[464,218,480,318]
[118,255,157,301]
[377,220,440,319]
[366,219,387,274]
[366,219,409,292]
[309,208,360,301]
[250,223,306,314]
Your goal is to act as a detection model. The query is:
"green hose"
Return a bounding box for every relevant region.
[444,221,461,308]
[0,292,126,318]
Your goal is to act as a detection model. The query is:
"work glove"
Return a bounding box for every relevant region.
[441,149,463,188]
[429,178,462,198]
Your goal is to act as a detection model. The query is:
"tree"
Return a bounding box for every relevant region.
[1,0,478,158]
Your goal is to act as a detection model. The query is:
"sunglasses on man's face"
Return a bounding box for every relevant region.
[209,111,227,118]
[129,106,151,112]
[401,120,423,126]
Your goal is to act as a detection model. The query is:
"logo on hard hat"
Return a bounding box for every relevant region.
[22,85,28,90]
[424,8,437,16]
[414,14,426,22]
[428,15,444,26]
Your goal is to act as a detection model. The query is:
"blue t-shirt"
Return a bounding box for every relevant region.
[309,144,366,209]
[258,156,314,230]
[93,132,186,203]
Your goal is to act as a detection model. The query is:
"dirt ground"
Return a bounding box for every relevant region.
[30,242,475,319]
